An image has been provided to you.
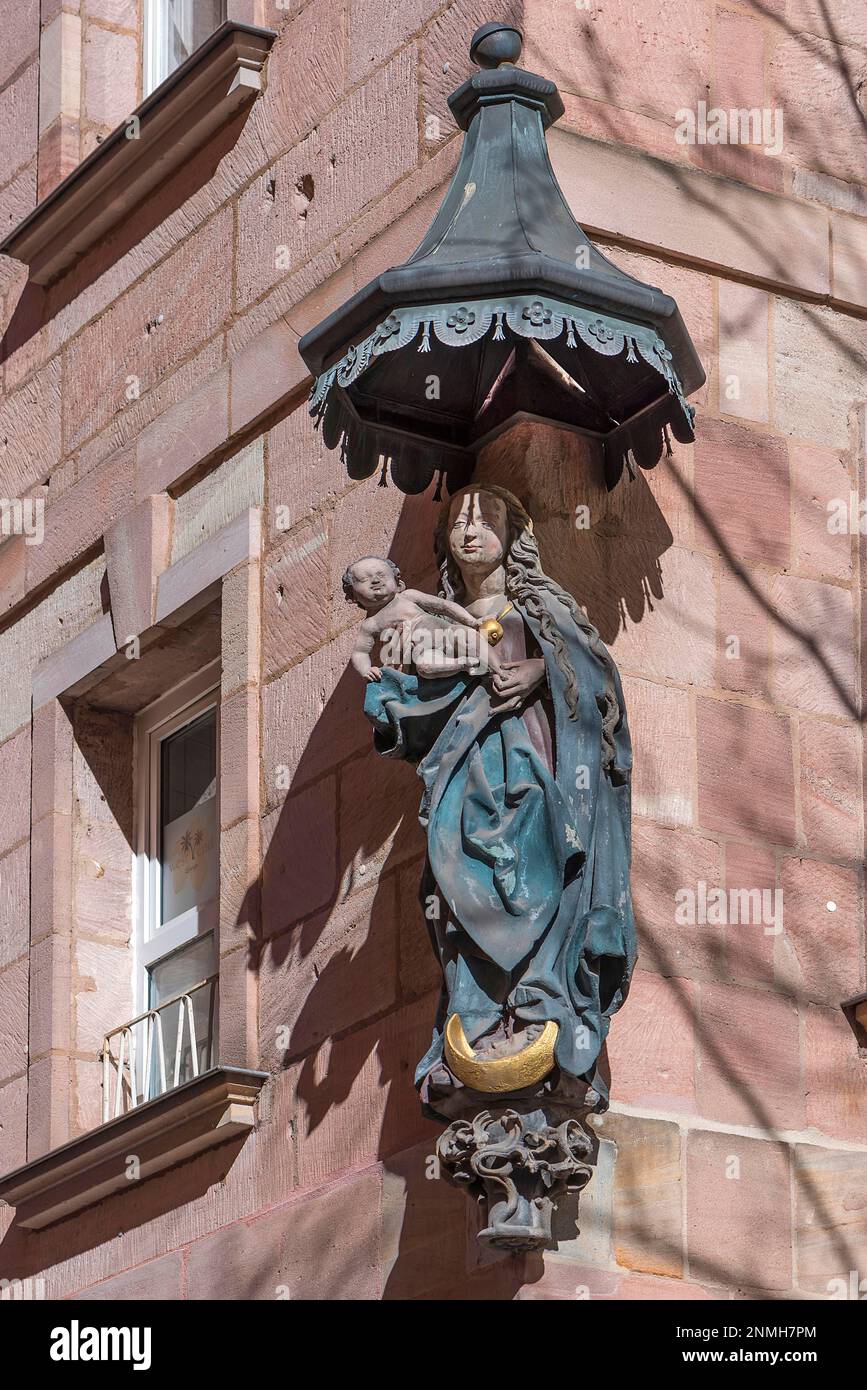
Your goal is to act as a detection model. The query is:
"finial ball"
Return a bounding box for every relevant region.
[469,21,523,68]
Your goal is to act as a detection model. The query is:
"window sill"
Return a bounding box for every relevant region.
[0,1065,268,1230]
[0,21,276,286]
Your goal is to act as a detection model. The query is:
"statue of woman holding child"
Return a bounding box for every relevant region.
[343,484,636,1247]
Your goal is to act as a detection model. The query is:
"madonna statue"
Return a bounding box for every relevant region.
[363,484,636,1247]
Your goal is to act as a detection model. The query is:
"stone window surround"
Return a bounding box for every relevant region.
[4,501,266,1227]
[18,9,275,268]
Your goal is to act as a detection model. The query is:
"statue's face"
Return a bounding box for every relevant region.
[348,557,400,609]
[447,491,509,574]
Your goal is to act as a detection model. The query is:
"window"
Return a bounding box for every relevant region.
[104,663,220,1115]
[143,0,228,97]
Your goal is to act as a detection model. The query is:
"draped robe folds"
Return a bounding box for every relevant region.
[363,590,636,1103]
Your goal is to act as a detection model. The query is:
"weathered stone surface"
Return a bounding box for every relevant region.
[262,520,330,680]
[696,698,796,844]
[623,677,694,828]
[687,1129,792,1291]
[73,937,132,1056]
[606,969,696,1112]
[338,751,426,896]
[524,0,710,121]
[0,356,62,500]
[790,442,853,582]
[381,1136,470,1299]
[696,980,803,1132]
[261,776,339,933]
[186,1167,382,1300]
[798,717,862,862]
[793,1144,867,1296]
[805,1005,867,1143]
[631,821,726,981]
[0,955,29,1084]
[0,0,39,89]
[0,64,38,189]
[718,281,770,423]
[601,1111,683,1279]
[136,365,230,498]
[0,1074,27,1173]
[718,565,771,698]
[266,402,348,543]
[397,856,441,1001]
[610,545,716,688]
[831,209,867,312]
[104,493,173,642]
[64,208,233,451]
[776,858,862,1005]
[262,627,369,807]
[72,1253,185,1301]
[0,841,29,971]
[770,33,867,189]
[82,23,136,131]
[294,998,440,1188]
[694,417,791,568]
[773,299,867,450]
[236,51,418,310]
[549,129,830,297]
[0,728,30,859]
[724,841,777,989]
[768,573,856,719]
[260,877,398,1062]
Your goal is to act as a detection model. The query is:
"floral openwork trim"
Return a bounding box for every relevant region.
[308,295,690,422]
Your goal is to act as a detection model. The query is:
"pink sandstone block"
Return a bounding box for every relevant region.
[724,841,777,989]
[104,492,172,643]
[136,365,230,498]
[606,969,696,1113]
[82,25,137,131]
[261,775,338,932]
[64,207,233,452]
[768,572,856,719]
[695,979,804,1132]
[717,565,771,699]
[0,955,29,1084]
[805,1005,867,1142]
[338,751,427,894]
[696,698,795,844]
[0,841,29,970]
[258,876,399,1063]
[230,318,305,436]
[186,1166,382,1300]
[687,1129,792,1291]
[0,0,39,89]
[777,858,862,1005]
[622,677,694,828]
[72,1252,184,1301]
[294,997,441,1188]
[789,442,853,583]
[262,519,330,680]
[798,717,862,863]
[0,727,31,857]
[0,1074,27,1174]
[694,417,790,568]
[630,821,726,982]
[718,281,770,424]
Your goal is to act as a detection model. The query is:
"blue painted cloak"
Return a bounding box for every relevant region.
[364,590,636,1102]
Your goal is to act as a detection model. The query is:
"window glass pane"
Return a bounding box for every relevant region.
[159,706,217,925]
[148,934,217,1090]
[144,0,227,96]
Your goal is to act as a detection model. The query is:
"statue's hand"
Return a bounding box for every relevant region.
[490,658,546,711]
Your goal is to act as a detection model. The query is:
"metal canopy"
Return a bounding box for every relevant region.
[299,21,705,494]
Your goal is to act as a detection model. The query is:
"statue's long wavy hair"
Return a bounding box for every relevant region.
[434,484,621,763]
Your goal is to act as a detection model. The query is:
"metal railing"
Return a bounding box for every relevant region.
[101,976,218,1122]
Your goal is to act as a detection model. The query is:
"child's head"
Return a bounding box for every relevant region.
[342,556,403,611]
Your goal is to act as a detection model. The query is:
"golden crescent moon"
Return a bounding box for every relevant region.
[444,1014,559,1093]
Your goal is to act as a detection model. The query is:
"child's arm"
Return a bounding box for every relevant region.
[403,590,482,627]
[350,622,382,681]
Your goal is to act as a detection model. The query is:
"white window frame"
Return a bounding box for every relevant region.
[143,0,228,98]
[133,659,221,1020]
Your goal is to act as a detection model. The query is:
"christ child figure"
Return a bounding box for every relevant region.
[343,555,502,682]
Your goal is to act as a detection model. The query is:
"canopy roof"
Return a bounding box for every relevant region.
[299,21,704,494]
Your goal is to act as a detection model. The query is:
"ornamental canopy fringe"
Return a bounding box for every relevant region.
[298,21,705,495]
